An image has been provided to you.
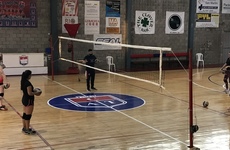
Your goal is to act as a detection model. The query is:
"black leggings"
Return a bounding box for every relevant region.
[86,70,95,89]
[224,73,230,89]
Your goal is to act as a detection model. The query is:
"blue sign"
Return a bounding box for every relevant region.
[106,1,120,17]
[47,93,145,112]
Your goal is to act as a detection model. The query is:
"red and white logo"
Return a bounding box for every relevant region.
[19,55,28,65]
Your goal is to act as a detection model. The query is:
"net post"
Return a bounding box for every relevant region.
[188,48,194,148]
[49,34,54,81]
[59,38,61,58]
[159,50,163,87]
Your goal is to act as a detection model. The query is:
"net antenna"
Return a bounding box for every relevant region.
[63,23,81,74]
[58,36,171,89]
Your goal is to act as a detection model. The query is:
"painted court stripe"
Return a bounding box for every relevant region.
[46,76,188,146]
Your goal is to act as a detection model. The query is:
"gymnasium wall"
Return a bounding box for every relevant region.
[0,0,229,74]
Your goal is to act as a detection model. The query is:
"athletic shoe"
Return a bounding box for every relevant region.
[87,89,91,92]
[22,127,33,132]
[22,128,36,135]
[22,127,26,132]
[91,87,97,90]
[0,105,7,111]
[224,89,229,94]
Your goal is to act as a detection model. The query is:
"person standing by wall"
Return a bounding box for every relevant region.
[83,49,98,92]
[21,70,41,135]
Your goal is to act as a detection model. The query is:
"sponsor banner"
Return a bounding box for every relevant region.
[62,0,78,16]
[106,17,120,34]
[222,0,230,14]
[106,0,120,17]
[196,0,220,13]
[62,0,78,33]
[93,34,122,50]
[84,18,100,35]
[62,16,79,33]
[85,0,100,18]
[85,1,100,34]
[196,13,219,27]
[165,11,184,34]
[0,0,37,27]
[135,11,155,34]
[106,1,120,33]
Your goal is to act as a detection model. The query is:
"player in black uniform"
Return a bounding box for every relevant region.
[220,52,230,94]
[84,49,98,92]
[21,70,41,134]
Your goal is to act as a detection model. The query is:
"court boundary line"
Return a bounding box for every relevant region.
[120,69,230,117]
[44,76,188,147]
[2,97,54,150]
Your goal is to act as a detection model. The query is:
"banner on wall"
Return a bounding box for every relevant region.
[84,1,100,35]
[0,0,37,27]
[165,11,184,34]
[135,11,155,34]
[105,0,120,34]
[196,13,219,27]
[196,0,219,28]
[93,34,122,50]
[62,0,79,33]
[222,0,230,14]
[196,0,220,13]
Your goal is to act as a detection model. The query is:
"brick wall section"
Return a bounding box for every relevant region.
[0,1,50,53]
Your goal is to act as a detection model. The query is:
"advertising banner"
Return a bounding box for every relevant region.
[196,0,220,28]
[84,1,100,35]
[196,0,220,13]
[105,0,120,33]
[0,0,37,27]
[165,11,184,34]
[222,0,230,14]
[62,0,78,33]
[196,13,219,27]
[135,11,155,34]
[93,34,122,50]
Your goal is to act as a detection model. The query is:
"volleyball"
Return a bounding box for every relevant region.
[203,101,209,108]
[34,88,42,96]
[4,83,10,89]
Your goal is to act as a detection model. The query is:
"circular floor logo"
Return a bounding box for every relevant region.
[47,93,145,112]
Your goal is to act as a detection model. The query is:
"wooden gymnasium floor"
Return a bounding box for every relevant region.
[1,67,230,150]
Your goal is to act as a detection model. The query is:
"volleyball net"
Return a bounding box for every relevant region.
[52,36,195,147]
[57,36,172,89]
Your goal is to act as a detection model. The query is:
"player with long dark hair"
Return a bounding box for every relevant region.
[21,70,41,134]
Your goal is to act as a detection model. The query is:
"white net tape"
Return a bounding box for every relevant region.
[58,36,172,89]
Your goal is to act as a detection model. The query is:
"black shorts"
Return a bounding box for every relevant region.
[0,93,4,97]
[22,98,34,106]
